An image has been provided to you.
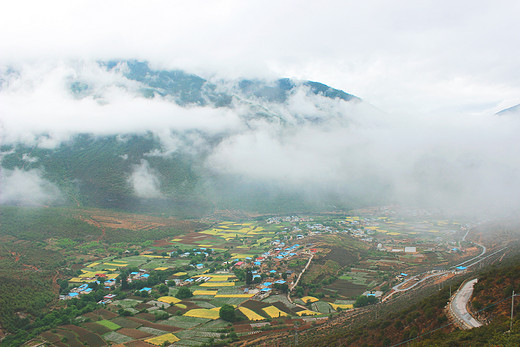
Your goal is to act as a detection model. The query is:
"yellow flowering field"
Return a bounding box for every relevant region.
[263,306,288,318]
[296,310,320,316]
[200,282,234,287]
[193,290,218,296]
[238,307,264,321]
[214,294,253,298]
[145,333,180,345]
[301,296,319,303]
[157,296,181,304]
[330,303,353,310]
[184,309,220,319]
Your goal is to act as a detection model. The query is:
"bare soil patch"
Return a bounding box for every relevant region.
[111,317,142,329]
[323,279,366,297]
[135,312,156,321]
[127,317,181,332]
[93,308,118,319]
[61,325,106,347]
[125,341,156,347]
[40,331,61,343]
[83,322,112,335]
[55,329,84,347]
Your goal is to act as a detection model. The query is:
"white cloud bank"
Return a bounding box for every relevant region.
[0,60,519,215]
[0,0,519,115]
[0,168,63,205]
[127,160,163,199]
[0,62,242,146]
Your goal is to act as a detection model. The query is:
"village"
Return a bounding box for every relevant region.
[48,212,475,346]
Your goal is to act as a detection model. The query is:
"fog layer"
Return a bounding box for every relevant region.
[1,62,520,215]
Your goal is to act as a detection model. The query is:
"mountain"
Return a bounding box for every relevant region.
[0,61,366,215]
[100,60,360,107]
[496,103,520,116]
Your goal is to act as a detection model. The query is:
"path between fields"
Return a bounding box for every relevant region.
[288,254,314,309]
[90,218,107,242]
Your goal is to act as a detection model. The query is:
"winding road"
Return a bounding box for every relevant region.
[287,253,314,307]
[388,228,507,297]
[449,278,482,329]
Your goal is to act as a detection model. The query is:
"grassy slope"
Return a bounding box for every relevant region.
[0,206,204,338]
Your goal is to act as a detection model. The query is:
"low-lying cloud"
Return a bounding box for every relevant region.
[127,160,163,199]
[0,168,63,205]
[1,61,520,216]
[0,62,242,147]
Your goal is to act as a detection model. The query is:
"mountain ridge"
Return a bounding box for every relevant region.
[0,61,365,214]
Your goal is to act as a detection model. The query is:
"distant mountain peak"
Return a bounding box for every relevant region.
[99,60,361,107]
[496,103,520,115]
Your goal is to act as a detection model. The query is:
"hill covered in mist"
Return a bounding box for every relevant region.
[1,60,520,216]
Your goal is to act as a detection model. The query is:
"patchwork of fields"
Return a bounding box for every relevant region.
[31,212,470,346]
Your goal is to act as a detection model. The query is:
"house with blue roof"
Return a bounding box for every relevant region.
[140,287,152,293]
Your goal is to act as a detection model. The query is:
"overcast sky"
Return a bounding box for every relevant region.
[1,0,519,115]
[1,1,520,214]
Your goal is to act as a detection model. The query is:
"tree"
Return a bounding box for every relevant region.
[246,270,253,285]
[219,304,236,322]
[175,287,193,299]
[274,283,289,293]
[354,295,378,308]
[157,284,169,295]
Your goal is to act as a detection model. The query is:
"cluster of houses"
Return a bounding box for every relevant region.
[128,270,150,282]
[377,246,418,253]
[362,290,383,298]
[266,216,313,224]
[59,283,93,300]
[98,293,116,305]
[305,223,334,233]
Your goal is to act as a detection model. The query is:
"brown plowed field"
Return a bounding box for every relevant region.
[126,317,181,332]
[323,279,366,297]
[93,308,118,319]
[111,317,142,329]
[83,322,112,335]
[61,325,107,346]
[125,341,156,347]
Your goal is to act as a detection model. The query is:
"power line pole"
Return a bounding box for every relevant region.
[510,290,515,333]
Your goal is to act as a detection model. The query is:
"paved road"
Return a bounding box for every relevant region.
[391,271,448,292]
[450,278,482,329]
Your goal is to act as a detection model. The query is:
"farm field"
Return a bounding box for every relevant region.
[3,208,475,347]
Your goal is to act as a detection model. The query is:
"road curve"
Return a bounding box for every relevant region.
[449,278,482,329]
